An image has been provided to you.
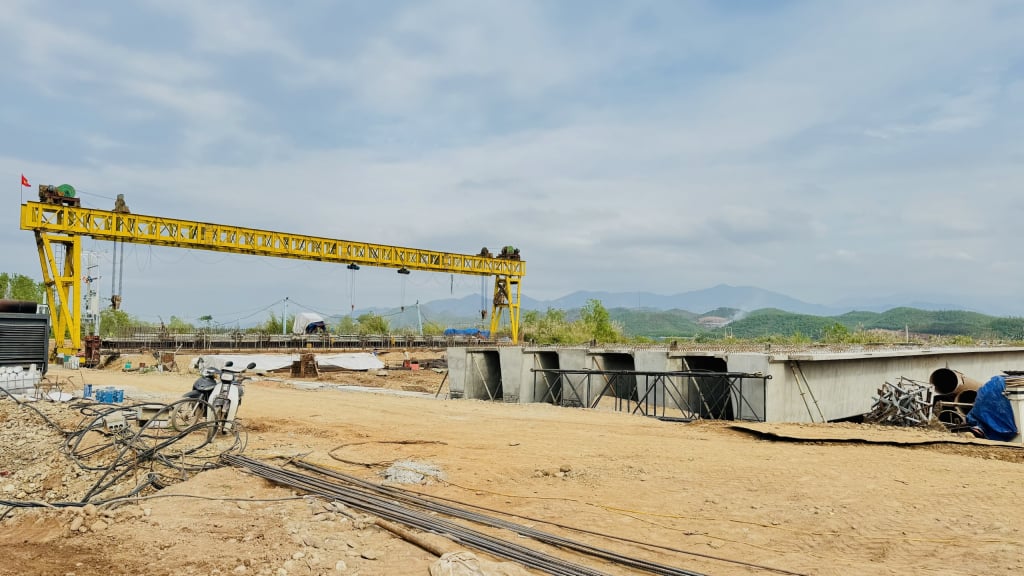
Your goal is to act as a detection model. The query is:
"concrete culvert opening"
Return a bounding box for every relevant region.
[534,351,561,404]
[594,353,638,403]
[683,356,734,420]
[466,351,502,401]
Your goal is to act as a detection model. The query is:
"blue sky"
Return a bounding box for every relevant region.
[3,0,1024,323]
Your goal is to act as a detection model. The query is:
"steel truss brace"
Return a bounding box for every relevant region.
[532,369,770,422]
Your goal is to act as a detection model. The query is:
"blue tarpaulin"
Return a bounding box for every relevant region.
[966,376,1019,442]
[443,328,490,338]
[303,321,326,334]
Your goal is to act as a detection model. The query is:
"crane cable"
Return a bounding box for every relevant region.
[109,239,125,308]
[400,274,407,312]
[480,277,487,319]
[118,241,125,300]
[349,267,356,313]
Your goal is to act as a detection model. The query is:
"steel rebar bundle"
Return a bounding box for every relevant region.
[292,459,719,576]
[224,455,712,576]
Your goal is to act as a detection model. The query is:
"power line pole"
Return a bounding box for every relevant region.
[282,297,289,336]
[416,300,423,335]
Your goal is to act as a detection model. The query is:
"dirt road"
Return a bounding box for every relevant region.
[2,360,1022,576]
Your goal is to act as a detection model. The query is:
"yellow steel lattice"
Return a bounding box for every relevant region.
[20,202,524,354]
[20,203,525,277]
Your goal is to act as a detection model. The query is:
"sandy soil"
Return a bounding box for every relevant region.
[2,358,1023,576]
[104,351,449,394]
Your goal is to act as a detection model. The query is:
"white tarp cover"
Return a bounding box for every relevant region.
[293,312,325,334]
[194,352,383,373]
[317,353,384,371]
[194,354,298,373]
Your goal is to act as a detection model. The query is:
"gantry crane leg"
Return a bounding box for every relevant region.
[35,231,81,358]
[489,275,521,343]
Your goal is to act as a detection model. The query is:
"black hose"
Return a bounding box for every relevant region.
[2,392,245,504]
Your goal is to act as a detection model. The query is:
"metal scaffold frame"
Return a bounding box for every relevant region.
[20,201,525,356]
[531,369,770,422]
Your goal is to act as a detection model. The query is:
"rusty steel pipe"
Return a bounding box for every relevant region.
[955,389,978,405]
[955,389,979,414]
[929,368,982,396]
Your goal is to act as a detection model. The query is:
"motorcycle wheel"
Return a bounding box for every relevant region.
[168,400,204,432]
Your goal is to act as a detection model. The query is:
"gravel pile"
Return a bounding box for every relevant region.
[0,398,86,502]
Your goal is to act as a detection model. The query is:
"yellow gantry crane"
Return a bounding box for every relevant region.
[19,196,524,357]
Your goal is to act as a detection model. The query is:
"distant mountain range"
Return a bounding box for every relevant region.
[390,284,829,320]
[348,284,1015,330]
[542,285,836,315]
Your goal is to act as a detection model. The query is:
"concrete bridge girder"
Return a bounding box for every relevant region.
[446,345,1024,426]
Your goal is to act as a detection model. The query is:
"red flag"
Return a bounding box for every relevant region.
[20,174,30,187]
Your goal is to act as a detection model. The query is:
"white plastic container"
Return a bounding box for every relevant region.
[1007,387,1024,444]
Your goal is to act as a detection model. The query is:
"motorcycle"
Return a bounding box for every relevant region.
[170,360,256,433]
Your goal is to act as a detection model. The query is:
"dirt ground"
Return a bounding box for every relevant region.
[1,355,1023,576]
[111,351,450,394]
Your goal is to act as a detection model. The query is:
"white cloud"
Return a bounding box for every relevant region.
[0,1,277,161]
[861,84,998,140]
[147,0,298,58]
[2,1,1024,317]
[817,249,858,263]
[325,0,599,114]
[0,4,210,86]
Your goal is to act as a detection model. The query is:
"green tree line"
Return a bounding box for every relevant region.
[607,306,1024,343]
[99,299,628,344]
[96,309,447,338]
[0,273,45,302]
[520,299,632,344]
[13,265,1021,344]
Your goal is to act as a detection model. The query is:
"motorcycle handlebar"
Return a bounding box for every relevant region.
[220,361,258,374]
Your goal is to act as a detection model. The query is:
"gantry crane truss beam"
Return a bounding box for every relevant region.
[20,202,525,356]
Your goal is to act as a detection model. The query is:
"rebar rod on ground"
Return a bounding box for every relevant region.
[290,458,711,576]
[224,455,710,576]
[225,455,608,576]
